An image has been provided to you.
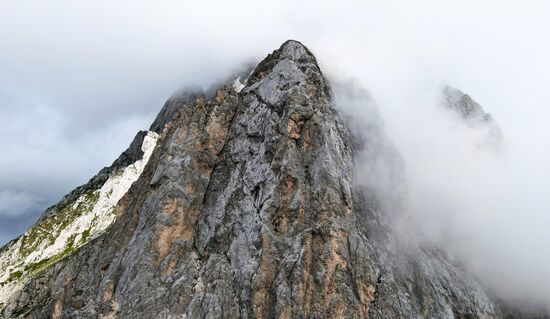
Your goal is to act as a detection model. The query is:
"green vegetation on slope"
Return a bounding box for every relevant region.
[18,190,99,258]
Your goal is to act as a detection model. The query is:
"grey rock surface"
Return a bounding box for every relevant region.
[0,40,544,318]
[149,88,204,133]
[442,85,503,148]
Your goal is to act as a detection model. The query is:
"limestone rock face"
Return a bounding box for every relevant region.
[0,40,540,318]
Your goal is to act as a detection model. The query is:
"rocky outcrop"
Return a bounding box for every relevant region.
[149,88,204,133]
[442,85,503,148]
[0,40,543,318]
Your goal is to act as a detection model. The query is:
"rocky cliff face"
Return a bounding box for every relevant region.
[0,40,542,318]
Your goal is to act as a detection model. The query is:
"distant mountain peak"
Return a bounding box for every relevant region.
[442,85,503,148]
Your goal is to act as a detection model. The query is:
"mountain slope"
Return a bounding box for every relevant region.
[0,130,159,313]
[0,40,539,318]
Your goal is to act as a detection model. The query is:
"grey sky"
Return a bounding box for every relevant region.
[1,0,550,305]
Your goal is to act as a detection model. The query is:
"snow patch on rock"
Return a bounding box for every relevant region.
[232,76,246,93]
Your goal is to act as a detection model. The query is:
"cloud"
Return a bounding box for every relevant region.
[374,85,550,305]
[0,191,45,218]
[1,0,550,307]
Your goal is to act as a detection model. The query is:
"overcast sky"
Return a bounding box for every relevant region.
[2,0,550,305]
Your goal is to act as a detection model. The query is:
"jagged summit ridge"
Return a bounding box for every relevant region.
[0,40,539,318]
[149,40,323,135]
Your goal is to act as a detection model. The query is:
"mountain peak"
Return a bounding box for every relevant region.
[246,40,322,85]
[278,39,316,61]
[0,41,538,318]
[442,85,503,148]
[443,85,486,119]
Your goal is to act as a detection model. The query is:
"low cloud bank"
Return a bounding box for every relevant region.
[333,77,550,307]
